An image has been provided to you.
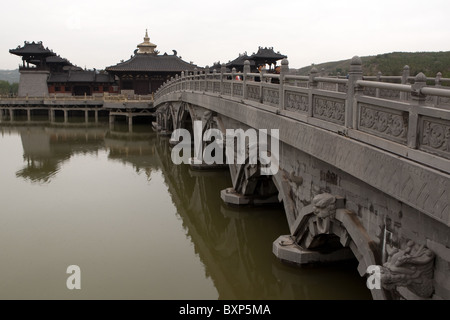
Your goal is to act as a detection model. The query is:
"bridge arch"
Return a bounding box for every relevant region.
[273,192,385,299]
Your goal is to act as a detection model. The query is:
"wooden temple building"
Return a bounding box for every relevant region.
[9,41,116,97]
[9,34,285,98]
[225,53,256,73]
[249,46,287,72]
[223,47,287,73]
[106,30,199,96]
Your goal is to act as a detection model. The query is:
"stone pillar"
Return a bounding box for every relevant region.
[64,110,68,123]
[279,58,289,110]
[243,60,250,99]
[27,109,31,122]
[85,110,89,123]
[435,71,442,87]
[408,72,427,149]
[220,64,226,95]
[259,67,267,103]
[193,68,198,91]
[180,71,185,91]
[212,70,217,92]
[400,65,410,101]
[95,110,99,123]
[376,71,382,98]
[346,56,363,129]
[231,68,236,97]
[308,67,318,117]
[434,72,442,106]
[204,66,210,92]
[9,108,14,122]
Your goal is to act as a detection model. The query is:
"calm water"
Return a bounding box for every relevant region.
[0,118,372,300]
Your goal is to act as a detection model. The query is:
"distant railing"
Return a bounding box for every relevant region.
[18,66,50,72]
[0,93,154,103]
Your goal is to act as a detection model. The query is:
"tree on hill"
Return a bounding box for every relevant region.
[0,80,18,96]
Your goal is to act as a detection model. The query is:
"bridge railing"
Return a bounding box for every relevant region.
[0,94,154,103]
[155,56,450,170]
[360,67,450,104]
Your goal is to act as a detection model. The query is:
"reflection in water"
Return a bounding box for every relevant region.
[0,121,371,299]
[15,125,107,183]
[155,136,371,300]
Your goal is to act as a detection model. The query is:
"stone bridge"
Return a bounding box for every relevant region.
[153,56,450,300]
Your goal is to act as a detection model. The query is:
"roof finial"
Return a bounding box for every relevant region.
[137,29,157,54]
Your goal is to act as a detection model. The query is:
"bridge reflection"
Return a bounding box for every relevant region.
[3,122,370,299]
[154,134,371,299]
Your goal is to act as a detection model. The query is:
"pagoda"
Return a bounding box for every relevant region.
[106,30,199,95]
[10,41,116,97]
[9,41,57,97]
[9,41,56,70]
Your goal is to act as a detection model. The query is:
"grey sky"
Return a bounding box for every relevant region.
[2,0,449,71]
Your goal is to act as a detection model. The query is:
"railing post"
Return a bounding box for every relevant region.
[319,68,326,90]
[213,69,218,93]
[400,65,410,100]
[231,67,236,97]
[181,71,185,91]
[279,58,289,110]
[435,71,442,87]
[260,67,267,103]
[376,71,382,98]
[346,56,363,129]
[434,72,442,106]
[408,72,427,149]
[336,72,341,91]
[194,68,198,91]
[205,66,210,92]
[308,66,318,117]
[220,64,226,95]
[243,60,250,99]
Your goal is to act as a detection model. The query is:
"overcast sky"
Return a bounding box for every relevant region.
[1,0,449,71]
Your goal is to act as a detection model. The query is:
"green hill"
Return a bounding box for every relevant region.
[295,52,450,78]
[0,69,20,84]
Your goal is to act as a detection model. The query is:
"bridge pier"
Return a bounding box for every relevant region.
[26,109,31,122]
[63,110,68,123]
[273,235,355,265]
[188,157,228,171]
[220,187,279,206]
[9,108,14,121]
